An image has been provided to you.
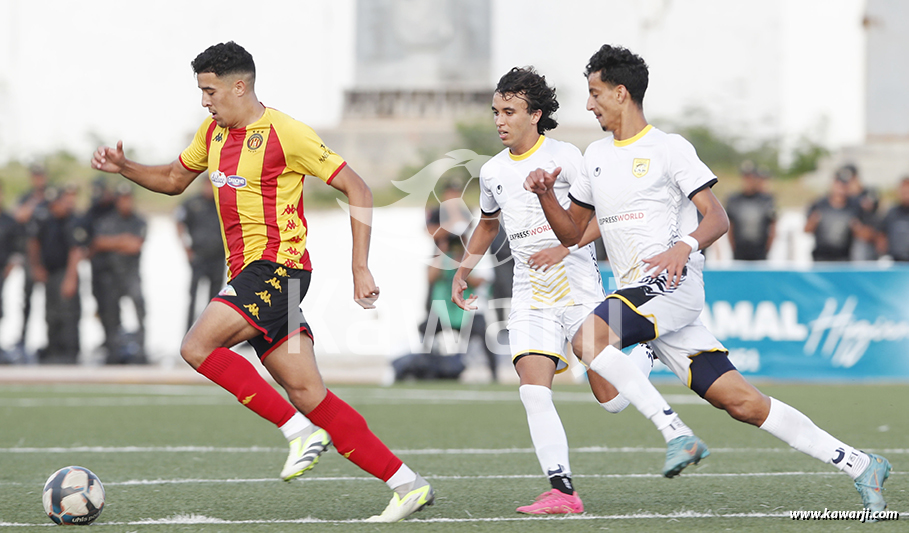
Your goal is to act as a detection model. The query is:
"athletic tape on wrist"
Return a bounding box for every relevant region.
[679,234,699,252]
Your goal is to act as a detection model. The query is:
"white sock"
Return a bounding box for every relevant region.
[760,397,870,479]
[279,412,314,441]
[600,396,630,414]
[385,463,417,491]
[520,384,572,478]
[601,344,655,414]
[588,345,690,443]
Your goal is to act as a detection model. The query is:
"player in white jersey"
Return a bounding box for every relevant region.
[526,44,891,518]
[452,67,655,515]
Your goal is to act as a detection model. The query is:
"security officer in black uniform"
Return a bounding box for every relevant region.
[175,181,225,332]
[83,178,117,354]
[14,164,49,349]
[0,182,21,363]
[28,185,87,364]
[91,184,147,364]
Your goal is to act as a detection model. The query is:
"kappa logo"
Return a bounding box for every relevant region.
[214,132,224,143]
[244,303,261,320]
[246,132,264,150]
[317,143,335,163]
[255,290,272,306]
[632,158,650,178]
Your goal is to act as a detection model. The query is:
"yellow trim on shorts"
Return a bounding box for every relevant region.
[603,293,659,340]
[685,348,730,390]
[512,349,571,374]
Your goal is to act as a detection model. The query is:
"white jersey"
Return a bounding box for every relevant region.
[479,135,605,311]
[570,125,717,288]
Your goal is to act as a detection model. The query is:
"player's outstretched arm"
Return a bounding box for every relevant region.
[91,140,199,196]
[524,167,593,246]
[452,214,499,311]
[643,187,729,287]
[330,165,380,309]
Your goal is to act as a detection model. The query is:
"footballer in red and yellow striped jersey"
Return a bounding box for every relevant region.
[91,41,433,522]
[179,109,346,279]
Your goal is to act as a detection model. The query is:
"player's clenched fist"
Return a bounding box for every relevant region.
[524,166,562,195]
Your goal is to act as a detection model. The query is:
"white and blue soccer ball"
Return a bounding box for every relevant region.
[42,466,105,525]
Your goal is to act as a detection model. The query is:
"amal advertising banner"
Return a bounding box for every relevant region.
[602,266,909,381]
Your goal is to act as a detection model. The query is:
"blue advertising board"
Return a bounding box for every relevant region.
[601,265,909,381]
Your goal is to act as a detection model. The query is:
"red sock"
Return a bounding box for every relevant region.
[306,390,403,481]
[196,347,296,427]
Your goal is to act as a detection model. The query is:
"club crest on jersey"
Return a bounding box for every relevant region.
[210,170,227,188]
[496,184,503,194]
[632,158,650,178]
[247,133,264,151]
[594,166,601,176]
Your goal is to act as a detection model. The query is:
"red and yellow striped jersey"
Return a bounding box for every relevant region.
[179,107,346,280]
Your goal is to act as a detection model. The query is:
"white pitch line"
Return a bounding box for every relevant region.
[0,471,862,488]
[100,471,850,486]
[2,510,908,527]
[0,388,707,406]
[0,397,233,407]
[2,445,907,455]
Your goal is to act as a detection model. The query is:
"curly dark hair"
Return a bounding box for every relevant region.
[191,41,256,81]
[584,45,648,106]
[495,67,559,134]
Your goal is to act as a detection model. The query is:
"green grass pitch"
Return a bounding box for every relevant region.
[0,381,905,531]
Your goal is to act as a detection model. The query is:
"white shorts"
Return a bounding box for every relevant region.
[508,303,596,374]
[596,258,732,396]
[614,262,707,338]
[649,319,731,396]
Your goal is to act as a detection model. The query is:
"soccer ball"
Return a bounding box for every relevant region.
[42,466,105,525]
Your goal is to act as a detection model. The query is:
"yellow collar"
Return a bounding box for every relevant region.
[509,135,545,161]
[614,124,652,147]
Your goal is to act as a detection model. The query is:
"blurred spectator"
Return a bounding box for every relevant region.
[13,164,49,347]
[0,183,20,363]
[28,185,87,364]
[426,181,473,259]
[424,180,473,313]
[838,164,880,260]
[83,177,117,354]
[91,184,147,364]
[396,235,495,381]
[175,181,225,332]
[726,161,776,260]
[805,172,865,262]
[877,176,909,262]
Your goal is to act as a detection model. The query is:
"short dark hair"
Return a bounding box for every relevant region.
[584,45,649,106]
[191,41,256,81]
[495,67,559,134]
